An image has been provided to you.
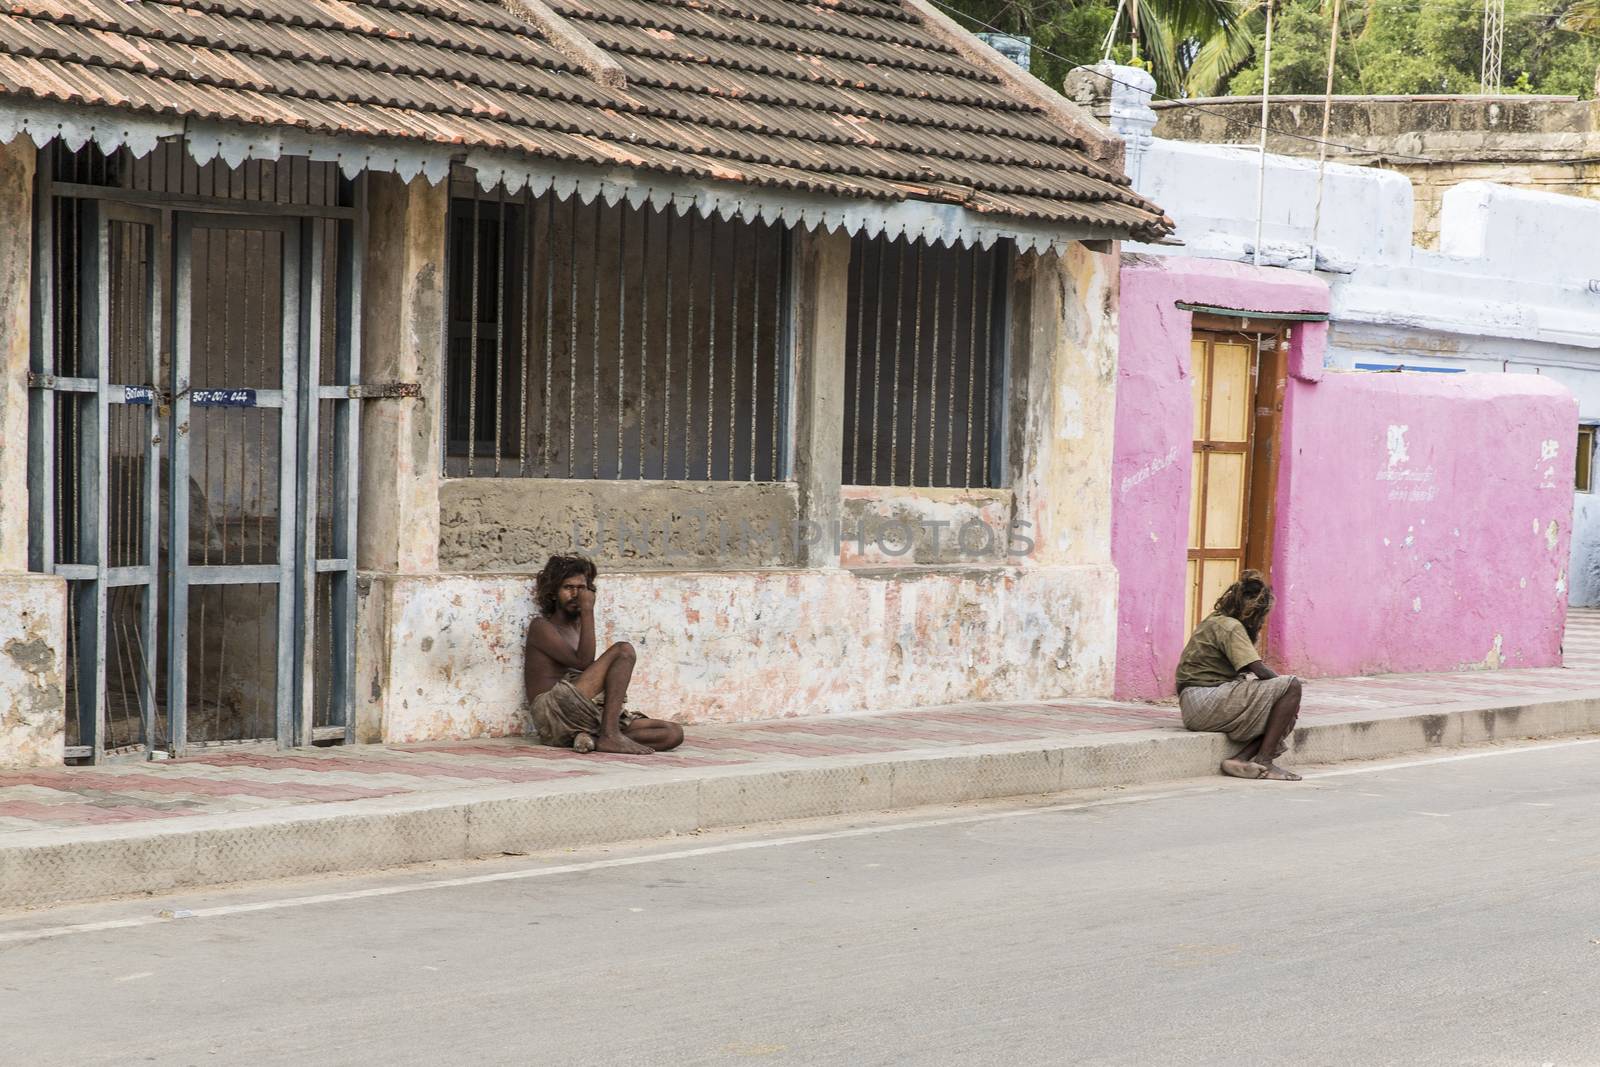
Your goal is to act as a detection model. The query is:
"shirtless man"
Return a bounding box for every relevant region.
[524,554,685,755]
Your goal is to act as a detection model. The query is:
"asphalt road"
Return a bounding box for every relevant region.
[3,739,1599,1066]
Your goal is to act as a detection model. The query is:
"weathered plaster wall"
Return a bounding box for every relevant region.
[360,236,1124,741]
[370,564,1116,742]
[839,487,1013,566]
[0,136,33,572]
[438,478,801,570]
[0,139,61,767]
[1269,372,1574,676]
[358,172,447,575]
[1010,244,1122,568]
[0,575,66,768]
[1112,255,1330,700]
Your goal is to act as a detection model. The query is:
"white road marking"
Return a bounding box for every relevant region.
[113,972,153,982]
[3,736,1592,947]
[0,786,1216,947]
[1301,737,1600,779]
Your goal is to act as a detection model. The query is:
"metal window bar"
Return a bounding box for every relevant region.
[842,234,1011,489]
[444,177,790,481]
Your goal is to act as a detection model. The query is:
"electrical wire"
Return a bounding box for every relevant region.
[1254,0,1275,264]
[1309,0,1345,261]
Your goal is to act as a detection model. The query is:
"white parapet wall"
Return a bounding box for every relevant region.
[1092,63,1600,606]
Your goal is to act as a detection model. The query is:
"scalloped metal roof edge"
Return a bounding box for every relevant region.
[0,98,1124,253]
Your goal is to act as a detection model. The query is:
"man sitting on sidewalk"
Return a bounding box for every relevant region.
[524,554,685,755]
[1176,570,1302,781]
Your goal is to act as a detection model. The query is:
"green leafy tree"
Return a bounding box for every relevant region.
[941,0,1600,99]
[1200,0,1363,96]
[1214,0,1600,97]
[1557,0,1600,93]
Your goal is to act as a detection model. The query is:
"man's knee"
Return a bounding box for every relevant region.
[1285,676,1303,697]
[608,641,637,664]
[663,722,685,750]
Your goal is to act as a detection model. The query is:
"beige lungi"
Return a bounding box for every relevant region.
[1179,674,1298,742]
[528,670,643,747]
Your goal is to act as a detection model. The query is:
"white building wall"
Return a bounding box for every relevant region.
[1098,65,1600,605]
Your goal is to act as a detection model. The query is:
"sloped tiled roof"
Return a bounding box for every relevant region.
[0,0,1172,240]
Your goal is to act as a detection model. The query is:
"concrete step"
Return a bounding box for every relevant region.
[4,689,1599,910]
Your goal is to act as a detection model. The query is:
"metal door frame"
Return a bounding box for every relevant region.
[32,161,363,761]
[168,212,301,754]
[294,206,362,746]
[29,197,164,761]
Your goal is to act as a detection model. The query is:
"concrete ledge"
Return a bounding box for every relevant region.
[4,692,1599,910]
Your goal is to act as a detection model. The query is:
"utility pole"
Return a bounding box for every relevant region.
[1481,0,1504,93]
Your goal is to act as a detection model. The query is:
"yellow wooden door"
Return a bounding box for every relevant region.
[1187,333,1257,633]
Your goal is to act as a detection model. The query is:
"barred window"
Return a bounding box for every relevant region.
[842,236,1010,489]
[445,179,790,480]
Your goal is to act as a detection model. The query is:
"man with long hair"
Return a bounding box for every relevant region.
[524,554,684,755]
[1175,570,1302,781]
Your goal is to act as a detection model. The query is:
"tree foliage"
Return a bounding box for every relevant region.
[937,0,1600,99]
[1220,0,1600,97]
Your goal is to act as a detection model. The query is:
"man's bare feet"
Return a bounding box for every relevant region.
[1252,761,1301,781]
[595,732,654,756]
[1220,758,1302,781]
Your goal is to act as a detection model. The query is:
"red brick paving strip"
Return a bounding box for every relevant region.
[180,752,593,783]
[0,800,192,825]
[0,771,404,804]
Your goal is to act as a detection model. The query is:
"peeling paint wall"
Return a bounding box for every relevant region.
[839,486,1013,566]
[0,138,32,573]
[1010,244,1122,569]
[6,139,1128,755]
[362,239,1125,741]
[439,479,801,570]
[358,172,447,575]
[0,576,66,768]
[371,564,1116,742]
[1269,372,1574,677]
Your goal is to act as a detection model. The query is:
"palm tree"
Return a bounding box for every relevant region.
[1559,0,1600,32]
[1106,0,1256,95]
[1556,0,1600,94]
[1182,0,1269,96]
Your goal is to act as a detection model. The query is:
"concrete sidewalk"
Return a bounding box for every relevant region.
[4,611,1599,909]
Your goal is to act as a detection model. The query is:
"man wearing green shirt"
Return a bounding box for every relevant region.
[1175,570,1303,781]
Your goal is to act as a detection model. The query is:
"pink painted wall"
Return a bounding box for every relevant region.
[1112,255,1574,698]
[1113,257,1328,699]
[1267,370,1574,678]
